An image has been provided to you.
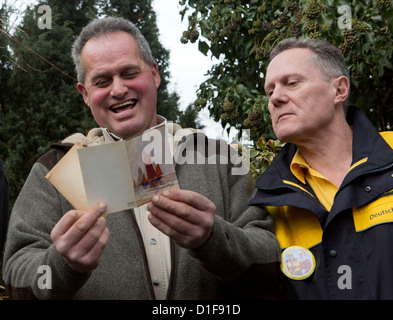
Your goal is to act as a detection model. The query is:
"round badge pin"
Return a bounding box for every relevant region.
[281,246,316,280]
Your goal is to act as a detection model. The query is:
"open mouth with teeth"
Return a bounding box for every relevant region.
[110,99,137,113]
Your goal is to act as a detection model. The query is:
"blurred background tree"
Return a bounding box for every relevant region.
[179,0,393,142]
[0,0,98,206]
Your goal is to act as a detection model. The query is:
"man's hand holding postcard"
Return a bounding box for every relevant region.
[46,123,179,214]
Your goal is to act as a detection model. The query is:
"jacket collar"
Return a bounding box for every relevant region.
[344,106,393,181]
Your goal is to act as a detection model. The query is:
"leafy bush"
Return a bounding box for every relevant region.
[180,0,393,141]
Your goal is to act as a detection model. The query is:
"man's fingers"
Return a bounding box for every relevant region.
[51,210,82,241]
[66,216,108,261]
[148,212,197,248]
[149,194,200,225]
[84,227,110,268]
[147,190,216,249]
[148,205,194,236]
[52,202,107,253]
[148,189,216,227]
[157,189,216,212]
[65,224,110,271]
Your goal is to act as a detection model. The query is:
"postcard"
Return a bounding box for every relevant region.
[46,124,179,214]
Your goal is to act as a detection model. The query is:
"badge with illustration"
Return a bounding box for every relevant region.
[281,246,316,280]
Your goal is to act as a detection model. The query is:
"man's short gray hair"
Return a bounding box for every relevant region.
[71,17,155,83]
[269,37,350,108]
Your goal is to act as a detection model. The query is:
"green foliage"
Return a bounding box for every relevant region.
[0,1,14,127]
[178,104,206,129]
[249,137,285,181]
[236,137,285,181]
[180,0,393,141]
[1,2,98,205]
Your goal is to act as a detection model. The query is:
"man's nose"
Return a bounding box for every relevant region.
[110,78,128,98]
[270,86,289,106]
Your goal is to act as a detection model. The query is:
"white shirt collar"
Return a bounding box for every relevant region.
[101,115,168,143]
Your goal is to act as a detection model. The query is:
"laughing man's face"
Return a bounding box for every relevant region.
[77,31,161,139]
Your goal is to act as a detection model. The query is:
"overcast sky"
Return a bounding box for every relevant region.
[152,0,237,141]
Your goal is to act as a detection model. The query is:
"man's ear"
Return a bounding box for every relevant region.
[333,76,350,105]
[76,82,90,107]
[152,62,161,90]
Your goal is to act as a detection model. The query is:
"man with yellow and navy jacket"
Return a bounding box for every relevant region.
[250,37,393,299]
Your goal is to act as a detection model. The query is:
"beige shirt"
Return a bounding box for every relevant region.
[134,204,171,299]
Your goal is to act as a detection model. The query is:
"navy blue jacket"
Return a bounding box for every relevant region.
[250,106,393,299]
[0,159,9,253]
